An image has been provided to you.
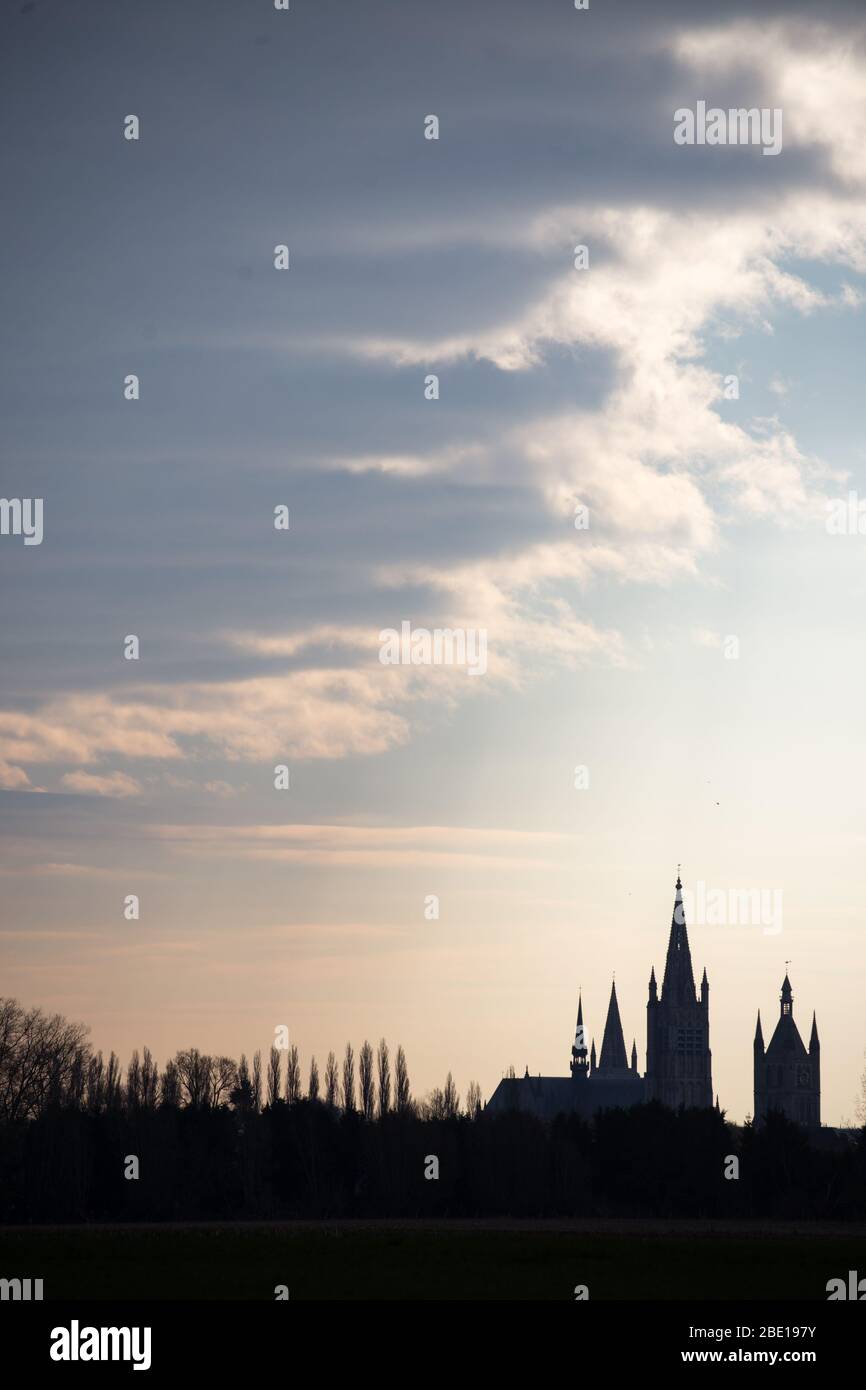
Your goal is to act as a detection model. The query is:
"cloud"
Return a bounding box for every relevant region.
[202,780,238,799]
[0,760,30,790]
[675,19,866,189]
[148,821,575,871]
[0,670,414,771]
[60,770,143,798]
[0,598,631,782]
[326,195,855,531]
[2,6,865,824]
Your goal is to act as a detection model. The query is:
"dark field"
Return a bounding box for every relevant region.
[3,1220,866,1300]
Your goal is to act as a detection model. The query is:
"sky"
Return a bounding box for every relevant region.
[2,0,866,1124]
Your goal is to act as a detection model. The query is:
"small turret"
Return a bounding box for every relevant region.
[571,994,589,1081]
[780,973,793,1017]
[754,1010,764,1055]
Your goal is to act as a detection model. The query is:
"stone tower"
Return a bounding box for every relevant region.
[646,875,713,1109]
[754,974,820,1128]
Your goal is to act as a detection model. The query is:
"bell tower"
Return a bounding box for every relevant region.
[646,873,713,1109]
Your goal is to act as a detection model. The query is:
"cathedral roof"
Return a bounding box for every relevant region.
[597,980,628,1072]
[765,1012,809,1061]
[486,1071,645,1120]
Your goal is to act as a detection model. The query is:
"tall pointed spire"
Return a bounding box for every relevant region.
[809,1010,820,1053]
[754,1010,764,1050]
[598,980,628,1072]
[571,993,589,1080]
[661,872,696,1004]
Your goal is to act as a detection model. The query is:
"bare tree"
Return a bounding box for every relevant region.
[0,997,90,1122]
[160,1058,181,1108]
[421,1088,446,1121]
[419,1078,460,1121]
[342,1042,356,1112]
[394,1044,411,1114]
[324,1051,339,1107]
[67,1046,87,1108]
[377,1038,391,1117]
[465,1080,483,1118]
[267,1046,281,1107]
[285,1044,301,1104]
[308,1055,320,1102]
[126,1050,142,1111]
[252,1050,262,1113]
[141,1047,159,1109]
[85,1051,105,1114]
[209,1056,237,1108]
[443,1071,460,1118]
[359,1040,375,1120]
[105,1052,123,1109]
[231,1053,254,1111]
[174,1049,211,1108]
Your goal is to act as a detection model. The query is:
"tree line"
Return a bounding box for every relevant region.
[0,997,474,1123]
[2,996,866,1223]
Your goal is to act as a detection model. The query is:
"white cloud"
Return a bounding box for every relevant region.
[60,770,143,798]
[0,760,30,790]
[675,20,866,190]
[148,821,575,871]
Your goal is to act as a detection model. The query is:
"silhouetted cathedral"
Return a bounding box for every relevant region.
[486,874,821,1126]
[487,874,711,1118]
[753,974,820,1128]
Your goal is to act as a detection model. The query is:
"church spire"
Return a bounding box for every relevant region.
[661,872,697,1004]
[571,993,589,1080]
[598,980,628,1072]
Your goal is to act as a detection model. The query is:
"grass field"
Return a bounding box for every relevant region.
[3,1220,866,1299]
